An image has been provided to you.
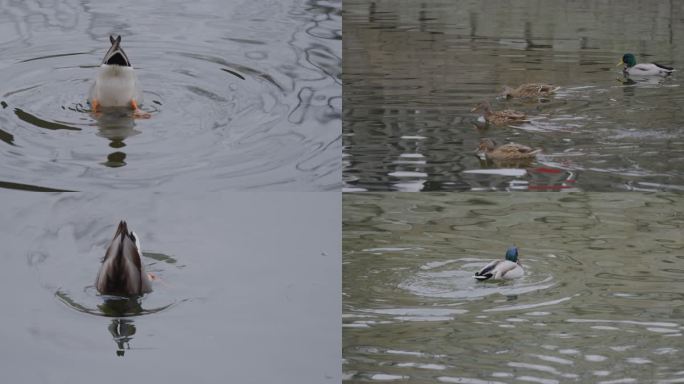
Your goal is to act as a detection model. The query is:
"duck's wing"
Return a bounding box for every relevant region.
[629,63,671,76]
[653,62,674,71]
[95,223,125,293]
[475,260,501,280]
[498,260,524,279]
[500,143,536,154]
[120,233,151,294]
[499,110,526,119]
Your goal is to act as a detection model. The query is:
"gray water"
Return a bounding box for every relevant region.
[0,0,341,191]
[0,191,340,383]
[343,0,684,192]
[343,193,684,383]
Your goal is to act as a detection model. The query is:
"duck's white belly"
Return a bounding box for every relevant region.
[90,64,140,107]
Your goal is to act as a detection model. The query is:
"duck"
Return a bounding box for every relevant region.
[95,221,152,296]
[500,83,559,99]
[89,35,149,118]
[474,246,524,281]
[617,53,674,77]
[471,101,527,126]
[476,138,541,162]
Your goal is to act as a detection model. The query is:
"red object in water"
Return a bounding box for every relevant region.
[531,167,562,174]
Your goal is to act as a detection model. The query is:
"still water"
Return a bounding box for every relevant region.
[344,193,684,382]
[0,191,340,383]
[344,0,684,191]
[0,0,341,191]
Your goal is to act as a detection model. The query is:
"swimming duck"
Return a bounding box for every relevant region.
[474,246,524,281]
[617,53,674,77]
[471,101,527,126]
[89,35,148,118]
[476,138,541,162]
[500,83,559,99]
[95,221,152,296]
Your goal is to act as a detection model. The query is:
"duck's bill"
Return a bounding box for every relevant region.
[470,107,478,112]
[616,60,624,67]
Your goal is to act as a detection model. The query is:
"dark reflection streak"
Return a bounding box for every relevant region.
[19,51,91,63]
[0,128,15,146]
[0,180,75,192]
[220,68,246,80]
[14,108,81,131]
[175,52,285,92]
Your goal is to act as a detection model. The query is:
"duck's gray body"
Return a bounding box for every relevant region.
[89,35,142,107]
[95,221,151,296]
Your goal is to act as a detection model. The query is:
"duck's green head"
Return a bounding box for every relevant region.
[618,53,637,68]
[505,246,519,262]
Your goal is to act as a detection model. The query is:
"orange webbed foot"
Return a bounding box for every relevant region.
[90,99,102,117]
[131,100,151,119]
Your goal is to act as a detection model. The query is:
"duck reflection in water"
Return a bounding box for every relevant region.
[99,292,146,356]
[109,319,136,357]
[93,107,140,168]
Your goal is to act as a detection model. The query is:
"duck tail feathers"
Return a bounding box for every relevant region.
[474,273,493,281]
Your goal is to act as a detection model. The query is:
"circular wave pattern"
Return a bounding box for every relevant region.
[0,1,340,191]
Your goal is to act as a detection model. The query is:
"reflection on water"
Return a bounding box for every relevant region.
[344,0,684,191]
[343,193,684,382]
[0,0,341,191]
[109,319,135,357]
[93,108,140,167]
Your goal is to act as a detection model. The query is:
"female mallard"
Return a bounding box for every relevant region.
[617,53,674,77]
[476,138,540,162]
[89,35,148,118]
[95,221,152,296]
[500,83,559,99]
[471,101,527,126]
[474,246,524,281]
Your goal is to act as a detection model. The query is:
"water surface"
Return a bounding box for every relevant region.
[0,191,340,383]
[344,0,684,191]
[344,193,684,382]
[0,0,341,191]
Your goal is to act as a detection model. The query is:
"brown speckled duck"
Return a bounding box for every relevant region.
[500,83,559,99]
[471,101,527,126]
[95,221,152,296]
[476,138,541,162]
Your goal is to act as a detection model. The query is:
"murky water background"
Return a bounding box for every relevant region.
[344,0,684,191]
[343,193,684,382]
[0,191,340,383]
[0,0,341,191]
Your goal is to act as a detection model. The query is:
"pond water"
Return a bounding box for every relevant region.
[343,193,684,383]
[0,191,340,383]
[0,0,341,192]
[344,0,684,192]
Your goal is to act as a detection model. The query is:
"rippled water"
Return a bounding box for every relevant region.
[0,0,341,191]
[0,191,340,383]
[343,193,684,382]
[344,0,684,191]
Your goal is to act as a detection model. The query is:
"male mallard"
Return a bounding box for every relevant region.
[500,83,559,99]
[474,246,524,281]
[617,53,674,77]
[89,35,148,118]
[476,138,540,162]
[95,221,152,296]
[471,101,527,126]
